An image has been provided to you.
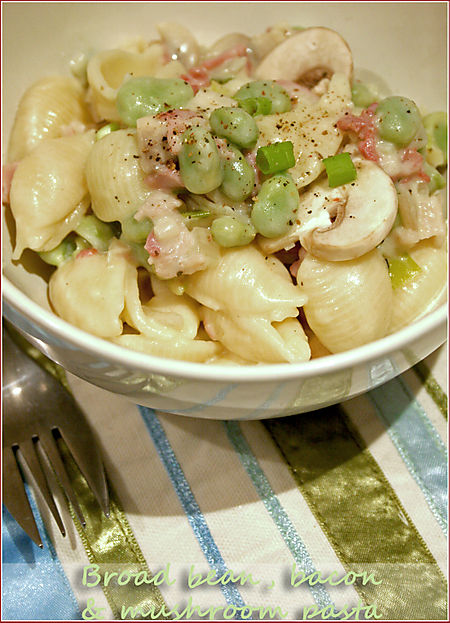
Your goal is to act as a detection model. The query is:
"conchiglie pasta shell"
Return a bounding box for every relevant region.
[49,242,129,338]
[202,311,310,363]
[10,131,95,258]
[112,333,221,363]
[298,249,392,353]
[389,242,447,333]
[86,45,164,122]
[7,76,91,162]
[121,264,200,341]
[183,246,306,321]
[256,73,351,189]
[86,129,151,222]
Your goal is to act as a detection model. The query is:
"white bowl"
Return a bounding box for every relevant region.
[3,2,447,419]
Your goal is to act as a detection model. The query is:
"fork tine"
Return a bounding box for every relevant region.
[18,439,66,537]
[3,445,43,548]
[37,429,86,526]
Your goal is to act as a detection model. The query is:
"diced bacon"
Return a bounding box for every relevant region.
[77,248,98,259]
[144,231,161,257]
[398,148,430,183]
[145,167,184,191]
[182,44,249,94]
[2,162,19,204]
[337,103,379,162]
[181,67,211,94]
[139,193,211,279]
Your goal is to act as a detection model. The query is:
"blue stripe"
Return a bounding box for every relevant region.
[138,407,247,612]
[245,382,288,420]
[168,383,238,415]
[224,421,336,611]
[368,375,448,534]
[2,496,81,620]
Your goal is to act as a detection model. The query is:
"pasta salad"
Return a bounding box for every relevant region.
[4,23,447,364]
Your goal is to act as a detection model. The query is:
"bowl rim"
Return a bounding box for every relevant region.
[3,276,447,382]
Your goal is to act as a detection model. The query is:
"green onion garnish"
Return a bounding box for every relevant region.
[239,97,272,116]
[387,254,421,289]
[256,141,295,175]
[323,152,357,187]
[96,122,120,141]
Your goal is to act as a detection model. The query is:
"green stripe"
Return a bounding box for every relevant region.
[264,407,447,620]
[60,442,169,620]
[413,360,448,420]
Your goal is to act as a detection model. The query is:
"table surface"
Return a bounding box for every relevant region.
[2,345,447,621]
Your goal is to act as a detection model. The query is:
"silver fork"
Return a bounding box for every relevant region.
[2,323,109,547]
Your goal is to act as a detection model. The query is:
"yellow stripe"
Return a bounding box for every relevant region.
[264,406,447,620]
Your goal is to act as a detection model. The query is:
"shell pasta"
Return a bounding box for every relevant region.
[4,22,447,364]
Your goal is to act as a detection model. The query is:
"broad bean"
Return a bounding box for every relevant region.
[75,215,118,252]
[376,96,422,146]
[251,173,299,238]
[116,77,194,127]
[38,235,89,267]
[178,127,223,194]
[211,216,256,247]
[423,112,447,167]
[234,80,291,114]
[209,107,259,149]
[121,214,153,244]
[220,144,255,201]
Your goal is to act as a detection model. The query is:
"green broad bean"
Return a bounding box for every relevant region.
[178,126,224,194]
[75,214,118,252]
[121,214,153,243]
[220,144,255,201]
[211,216,256,247]
[234,80,291,114]
[423,162,445,194]
[127,241,152,269]
[376,96,422,146]
[251,173,299,238]
[209,107,259,149]
[38,235,89,267]
[351,81,377,108]
[423,112,447,167]
[116,77,194,127]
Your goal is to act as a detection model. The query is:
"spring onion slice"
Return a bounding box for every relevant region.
[239,97,272,116]
[387,254,421,289]
[256,141,295,175]
[180,210,211,220]
[323,152,357,187]
[96,122,120,141]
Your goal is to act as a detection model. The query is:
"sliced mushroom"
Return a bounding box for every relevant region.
[255,27,353,85]
[298,160,398,261]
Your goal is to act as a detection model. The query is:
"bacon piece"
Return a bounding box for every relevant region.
[145,167,184,191]
[398,148,430,184]
[337,103,379,162]
[181,44,249,93]
[77,248,98,259]
[144,231,161,257]
[289,247,307,279]
[2,162,19,204]
[139,192,211,279]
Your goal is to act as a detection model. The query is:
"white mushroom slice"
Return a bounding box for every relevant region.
[299,160,398,261]
[255,27,353,85]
